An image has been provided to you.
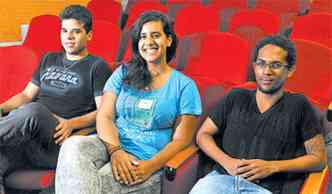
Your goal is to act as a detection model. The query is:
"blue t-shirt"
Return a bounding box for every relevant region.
[104,65,202,160]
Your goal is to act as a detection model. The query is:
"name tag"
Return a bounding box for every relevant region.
[137,99,154,110]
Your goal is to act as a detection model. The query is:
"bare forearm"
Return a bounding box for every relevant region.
[272,154,325,173]
[67,111,97,129]
[0,92,33,113]
[96,112,120,146]
[149,139,192,172]
[197,133,233,167]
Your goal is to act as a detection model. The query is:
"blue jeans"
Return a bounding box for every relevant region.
[190,170,272,194]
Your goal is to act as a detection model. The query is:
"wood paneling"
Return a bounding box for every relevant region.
[0,0,90,42]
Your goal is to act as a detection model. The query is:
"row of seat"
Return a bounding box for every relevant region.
[87,0,332,31]
[4,7,330,61]
[0,12,331,106]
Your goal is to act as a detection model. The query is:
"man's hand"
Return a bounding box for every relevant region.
[111,150,138,185]
[130,160,157,185]
[221,157,244,176]
[53,117,75,145]
[236,159,278,181]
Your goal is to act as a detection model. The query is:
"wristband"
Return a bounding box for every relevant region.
[100,138,122,156]
[327,109,332,122]
[108,146,122,156]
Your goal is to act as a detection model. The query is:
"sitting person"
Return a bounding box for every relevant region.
[55,11,202,194]
[0,5,111,194]
[190,35,327,194]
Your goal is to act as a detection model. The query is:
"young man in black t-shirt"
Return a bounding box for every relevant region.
[0,5,111,194]
[190,36,327,194]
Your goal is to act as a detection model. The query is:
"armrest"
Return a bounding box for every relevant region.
[72,127,96,136]
[162,145,200,194]
[164,144,199,181]
[300,166,330,194]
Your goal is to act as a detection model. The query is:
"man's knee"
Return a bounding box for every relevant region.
[22,102,49,118]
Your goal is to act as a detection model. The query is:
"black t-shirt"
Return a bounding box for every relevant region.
[209,88,322,194]
[31,52,112,119]
[328,109,332,122]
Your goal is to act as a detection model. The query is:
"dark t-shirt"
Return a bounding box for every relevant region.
[31,52,112,119]
[209,88,322,194]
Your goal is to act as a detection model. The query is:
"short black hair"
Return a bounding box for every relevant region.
[59,5,92,33]
[253,35,296,68]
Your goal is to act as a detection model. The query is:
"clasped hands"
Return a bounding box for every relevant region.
[111,150,156,186]
[224,158,279,181]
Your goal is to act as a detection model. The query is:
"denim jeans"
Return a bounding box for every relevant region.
[190,170,272,194]
[0,102,59,194]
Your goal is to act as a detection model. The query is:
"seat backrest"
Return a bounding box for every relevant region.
[310,0,332,13]
[174,4,219,37]
[125,1,168,29]
[291,13,332,49]
[208,0,248,31]
[0,46,39,103]
[229,9,280,35]
[23,15,62,55]
[87,0,123,27]
[87,20,122,70]
[285,39,332,107]
[183,32,250,85]
[255,0,302,29]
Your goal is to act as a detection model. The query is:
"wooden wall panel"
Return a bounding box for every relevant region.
[0,0,90,42]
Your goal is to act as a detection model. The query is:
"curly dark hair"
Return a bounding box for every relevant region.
[59,5,92,33]
[253,35,296,69]
[123,11,178,90]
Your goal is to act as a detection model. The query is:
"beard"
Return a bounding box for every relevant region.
[257,81,284,95]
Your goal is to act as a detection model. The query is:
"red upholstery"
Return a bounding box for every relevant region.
[0,46,39,103]
[125,1,168,29]
[23,15,62,56]
[291,13,332,49]
[208,0,248,31]
[229,9,280,35]
[255,0,302,29]
[285,39,332,107]
[182,32,250,85]
[209,0,247,8]
[174,4,219,37]
[87,20,122,70]
[166,0,204,3]
[87,0,123,27]
[310,0,332,13]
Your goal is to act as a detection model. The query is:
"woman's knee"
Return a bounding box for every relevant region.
[59,136,107,162]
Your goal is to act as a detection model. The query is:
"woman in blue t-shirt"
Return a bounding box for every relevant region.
[55,11,202,194]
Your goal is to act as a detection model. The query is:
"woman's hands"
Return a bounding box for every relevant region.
[111,150,138,185]
[111,150,158,186]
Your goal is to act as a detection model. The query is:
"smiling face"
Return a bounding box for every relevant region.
[138,20,172,65]
[254,44,295,95]
[61,18,91,58]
